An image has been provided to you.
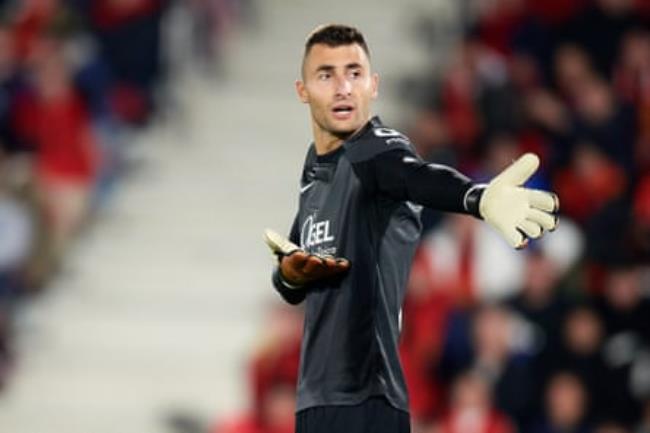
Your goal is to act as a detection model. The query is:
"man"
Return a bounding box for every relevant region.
[264,24,558,433]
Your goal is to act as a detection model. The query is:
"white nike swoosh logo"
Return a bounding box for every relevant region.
[300,182,315,194]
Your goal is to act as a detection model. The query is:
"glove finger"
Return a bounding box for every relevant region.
[264,228,300,255]
[493,219,527,249]
[335,258,351,268]
[302,255,327,275]
[493,153,540,187]
[285,250,309,267]
[526,189,559,212]
[315,257,350,279]
[517,219,543,239]
[330,258,351,274]
[526,208,558,231]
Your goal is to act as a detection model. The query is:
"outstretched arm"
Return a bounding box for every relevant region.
[357,148,483,215]
[354,148,558,249]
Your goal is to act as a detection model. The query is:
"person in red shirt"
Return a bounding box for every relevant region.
[437,371,515,433]
[13,33,98,272]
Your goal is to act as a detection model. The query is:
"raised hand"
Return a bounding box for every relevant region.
[479,153,559,249]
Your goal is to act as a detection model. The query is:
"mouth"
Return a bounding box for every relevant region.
[331,104,355,120]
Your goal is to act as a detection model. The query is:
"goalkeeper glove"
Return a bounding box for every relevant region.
[477,153,559,249]
[263,229,350,288]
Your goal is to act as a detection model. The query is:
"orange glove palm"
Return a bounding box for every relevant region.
[264,229,350,287]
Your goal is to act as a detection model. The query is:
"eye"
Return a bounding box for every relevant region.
[350,69,362,79]
[318,72,331,81]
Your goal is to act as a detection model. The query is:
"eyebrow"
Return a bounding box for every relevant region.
[314,62,364,74]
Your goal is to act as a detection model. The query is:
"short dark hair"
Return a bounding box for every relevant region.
[304,24,370,60]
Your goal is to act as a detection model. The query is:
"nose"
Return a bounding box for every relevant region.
[335,75,352,97]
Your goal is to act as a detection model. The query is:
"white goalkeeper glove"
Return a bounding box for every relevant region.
[477,153,559,249]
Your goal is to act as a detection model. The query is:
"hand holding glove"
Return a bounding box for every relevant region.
[264,229,350,288]
[479,153,559,249]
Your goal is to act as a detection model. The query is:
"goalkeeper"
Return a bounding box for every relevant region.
[264,24,559,433]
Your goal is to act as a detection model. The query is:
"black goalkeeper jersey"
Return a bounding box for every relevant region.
[272,116,482,414]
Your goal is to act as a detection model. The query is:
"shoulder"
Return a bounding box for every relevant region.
[343,117,416,163]
[300,143,318,171]
[300,143,317,183]
[303,143,317,164]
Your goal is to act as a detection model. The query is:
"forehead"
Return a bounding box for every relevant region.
[303,43,370,73]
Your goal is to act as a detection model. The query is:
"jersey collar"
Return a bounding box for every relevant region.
[310,116,383,165]
[345,115,383,144]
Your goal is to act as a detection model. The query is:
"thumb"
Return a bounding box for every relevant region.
[492,153,539,187]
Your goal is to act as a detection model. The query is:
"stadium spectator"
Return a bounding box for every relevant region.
[439,304,537,429]
[418,213,526,304]
[400,247,455,424]
[212,302,302,433]
[88,0,168,125]
[553,142,627,225]
[507,250,568,408]
[613,29,650,174]
[12,31,99,274]
[0,150,32,390]
[435,370,515,433]
[597,265,650,423]
[550,306,612,423]
[0,151,33,299]
[249,304,302,424]
[0,26,22,156]
[561,0,644,79]
[531,372,591,433]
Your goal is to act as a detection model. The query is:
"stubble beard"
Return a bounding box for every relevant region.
[315,114,361,141]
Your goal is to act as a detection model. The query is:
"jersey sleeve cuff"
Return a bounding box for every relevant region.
[463,184,487,218]
[272,267,307,305]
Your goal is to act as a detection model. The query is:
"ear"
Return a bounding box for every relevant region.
[296,79,309,104]
[371,72,379,100]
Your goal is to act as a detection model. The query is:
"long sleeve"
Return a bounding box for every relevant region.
[350,148,484,216]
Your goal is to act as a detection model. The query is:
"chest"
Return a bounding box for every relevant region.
[297,157,362,256]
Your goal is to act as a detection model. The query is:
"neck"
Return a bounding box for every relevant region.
[312,117,371,155]
[313,130,345,156]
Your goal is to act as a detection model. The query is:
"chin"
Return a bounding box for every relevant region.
[331,129,355,140]
[329,120,363,138]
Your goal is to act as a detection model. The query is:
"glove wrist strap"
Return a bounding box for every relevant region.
[463,184,487,218]
[273,267,304,290]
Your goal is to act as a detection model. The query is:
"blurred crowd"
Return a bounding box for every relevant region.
[0,0,246,392]
[217,1,650,433]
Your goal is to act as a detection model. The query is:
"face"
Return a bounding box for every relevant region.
[564,308,602,355]
[524,253,558,302]
[606,267,641,310]
[452,374,490,411]
[296,43,378,140]
[547,374,586,427]
[473,307,511,361]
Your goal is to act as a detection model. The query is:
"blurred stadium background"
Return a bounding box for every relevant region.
[0,0,648,433]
